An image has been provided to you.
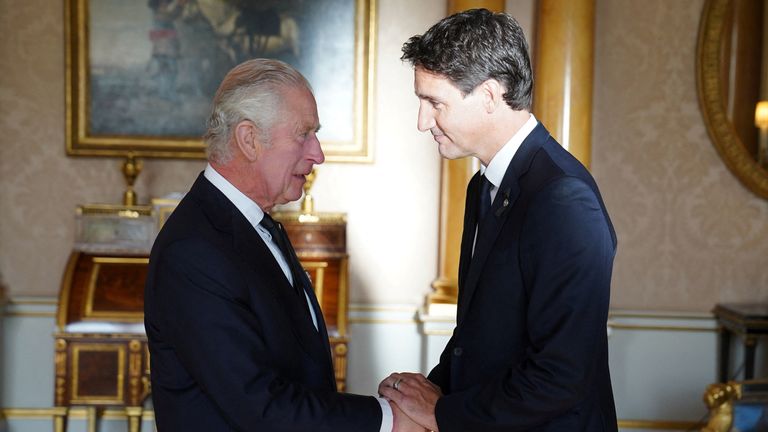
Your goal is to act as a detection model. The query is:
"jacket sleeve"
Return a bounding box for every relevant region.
[147,238,382,432]
[427,332,455,394]
[429,173,481,395]
[434,177,616,431]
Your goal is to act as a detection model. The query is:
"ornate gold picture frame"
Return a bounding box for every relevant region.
[65,0,375,162]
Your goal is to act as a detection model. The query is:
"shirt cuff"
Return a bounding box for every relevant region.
[377,397,393,432]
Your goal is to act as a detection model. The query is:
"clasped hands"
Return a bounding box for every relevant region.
[378,372,442,432]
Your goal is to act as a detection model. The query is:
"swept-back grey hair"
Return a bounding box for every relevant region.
[401,8,532,110]
[203,59,312,164]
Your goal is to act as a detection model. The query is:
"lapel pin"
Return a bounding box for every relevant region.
[495,191,511,217]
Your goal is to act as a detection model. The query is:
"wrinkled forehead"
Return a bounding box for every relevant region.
[275,85,320,130]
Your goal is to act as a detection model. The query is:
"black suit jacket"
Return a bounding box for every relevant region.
[429,124,618,431]
[145,173,381,431]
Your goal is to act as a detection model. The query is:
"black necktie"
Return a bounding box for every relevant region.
[260,213,309,295]
[477,175,493,224]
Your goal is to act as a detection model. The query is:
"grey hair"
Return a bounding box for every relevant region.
[204,59,312,164]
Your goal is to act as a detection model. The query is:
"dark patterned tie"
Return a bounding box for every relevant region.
[477,175,493,225]
[260,213,310,296]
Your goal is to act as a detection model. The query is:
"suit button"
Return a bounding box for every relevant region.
[453,347,463,356]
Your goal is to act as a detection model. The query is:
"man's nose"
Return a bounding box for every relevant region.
[417,104,435,132]
[307,134,325,164]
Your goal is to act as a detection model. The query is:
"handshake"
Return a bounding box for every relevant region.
[378,372,443,432]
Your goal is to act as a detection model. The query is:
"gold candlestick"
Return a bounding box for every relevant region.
[301,168,317,214]
[122,154,143,206]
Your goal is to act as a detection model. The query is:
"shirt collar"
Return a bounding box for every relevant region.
[204,164,265,228]
[480,113,538,188]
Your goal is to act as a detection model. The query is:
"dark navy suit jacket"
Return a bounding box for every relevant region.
[144,174,381,431]
[429,124,618,431]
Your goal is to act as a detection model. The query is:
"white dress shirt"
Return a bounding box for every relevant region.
[203,165,393,431]
[481,113,538,201]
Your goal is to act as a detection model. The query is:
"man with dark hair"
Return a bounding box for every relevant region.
[379,9,618,432]
[145,58,424,432]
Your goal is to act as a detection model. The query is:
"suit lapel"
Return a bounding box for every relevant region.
[457,178,519,322]
[284,247,334,378]
[191,174,333,373]
[233,217,331,367]
[457,124,551,322]
[289,260,335,387]
[457,173,480,293]
[301,276,335,382]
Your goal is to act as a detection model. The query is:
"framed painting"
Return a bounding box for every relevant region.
[65,0,376,162]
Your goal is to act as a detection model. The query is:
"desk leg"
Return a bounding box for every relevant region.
[126,406,143,432]
[86,407,98,432]
[744,336,757,380]
[53,407,68,432]
[718,329,731,382]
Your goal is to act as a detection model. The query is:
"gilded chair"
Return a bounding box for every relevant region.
[702,380,768,432]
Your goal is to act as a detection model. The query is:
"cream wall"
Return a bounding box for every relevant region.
[0,0,767,311]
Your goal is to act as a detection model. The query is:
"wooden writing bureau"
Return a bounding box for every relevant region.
[54,211,350,431]
[54,251,151,432]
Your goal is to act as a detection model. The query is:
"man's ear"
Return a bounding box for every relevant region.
[234,120,261,161]
[480,78,505,113]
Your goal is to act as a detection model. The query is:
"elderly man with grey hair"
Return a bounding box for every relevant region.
[145,59,424,432]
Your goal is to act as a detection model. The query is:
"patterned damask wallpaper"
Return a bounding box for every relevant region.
[592,0,768,310]
[0,0,765,310]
